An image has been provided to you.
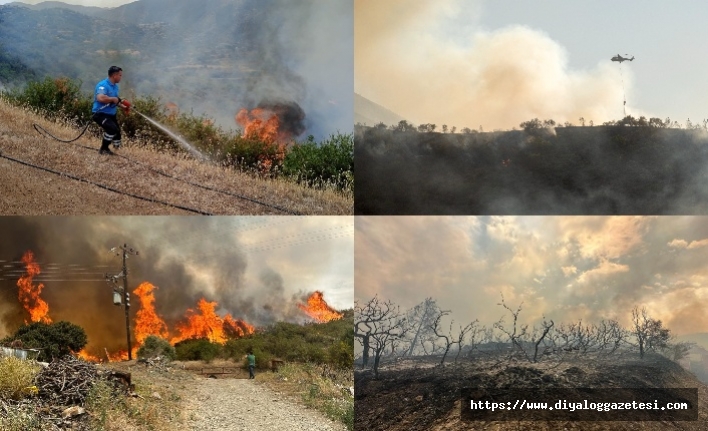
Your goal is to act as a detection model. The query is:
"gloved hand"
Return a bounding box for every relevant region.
[119,99,131,115]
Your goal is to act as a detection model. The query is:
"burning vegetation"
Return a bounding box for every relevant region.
[17,250,51,324]
[235,101,306,145]
[298,291,344,323]
[5,251,344,363]
[169,298,254,345]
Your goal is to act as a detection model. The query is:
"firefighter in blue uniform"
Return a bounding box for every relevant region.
[92,66,129,155]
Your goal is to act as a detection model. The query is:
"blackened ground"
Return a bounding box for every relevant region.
[355,126,708,215]
[354,352,708,431]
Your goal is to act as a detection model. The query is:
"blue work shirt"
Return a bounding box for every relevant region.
[92,78,119,114]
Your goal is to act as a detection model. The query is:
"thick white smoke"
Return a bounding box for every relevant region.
[356,0,631,130]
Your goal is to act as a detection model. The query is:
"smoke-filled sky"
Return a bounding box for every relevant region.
[0,216,353,350]
[0,1,133,7]
[355,0,708,130]
[1,0,353,140]
[356,216,708,338]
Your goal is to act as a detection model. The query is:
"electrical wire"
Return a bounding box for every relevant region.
[32,119,301,215]
[0,152,212,215]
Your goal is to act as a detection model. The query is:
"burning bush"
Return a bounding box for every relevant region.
[2,321,87,362]
[0,356,41,400]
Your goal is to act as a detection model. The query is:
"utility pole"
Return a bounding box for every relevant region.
[106,244,138,360]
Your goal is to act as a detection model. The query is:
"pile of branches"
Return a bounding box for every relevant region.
[36,356,101,406]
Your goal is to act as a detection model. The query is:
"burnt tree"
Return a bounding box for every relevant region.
[355,296,407,378]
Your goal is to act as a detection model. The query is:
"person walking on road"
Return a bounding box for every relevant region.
[247,351,256,379]
[92,66,129,155]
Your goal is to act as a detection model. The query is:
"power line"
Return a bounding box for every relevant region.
[32,124,301,215]
[0,152,212,215]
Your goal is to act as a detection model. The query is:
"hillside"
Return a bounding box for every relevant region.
[0,0,351,137]
[0,99,352,215]
[355,125,708,215]
[354,93,405,127]
[355,352,708,430]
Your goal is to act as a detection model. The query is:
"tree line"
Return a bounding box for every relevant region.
[354,295,693,379]
[357,115,708,136]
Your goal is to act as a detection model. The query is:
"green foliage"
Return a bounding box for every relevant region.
[174,338,221,363]
[221,313,354,369]
[2,321,87,362]
[136,335,176,361]
[0,356,41,400]
[328,341,354,369]
[2,76,92,124]
[283,133,354,192]
[0,47,37,84]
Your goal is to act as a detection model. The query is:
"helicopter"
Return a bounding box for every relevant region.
[611,54,634,63]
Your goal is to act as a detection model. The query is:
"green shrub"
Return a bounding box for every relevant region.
[174,338,221,362]
[2,321,87,362]
[283,133,354,192]
[3,76,92,124]
[136,335,176,361]
[328,341,353,370]
[0,356,41,400]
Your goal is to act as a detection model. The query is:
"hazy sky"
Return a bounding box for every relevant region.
[356,216,708,337]
[356,0,708,130]
[0,216,353,341]
[0,0,132,6]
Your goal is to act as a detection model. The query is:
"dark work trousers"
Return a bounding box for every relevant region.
[249,365,255,379]
[92,113,121,150]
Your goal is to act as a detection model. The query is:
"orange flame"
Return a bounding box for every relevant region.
[236,108,281,144]
[133,282,169,345]
[297,291,343,323]
[17,251,51,324]
[77,350,101,363]
[171,298,254,345]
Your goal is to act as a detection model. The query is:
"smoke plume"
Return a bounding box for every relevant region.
[0,217,348,353]
[355,0,628,130]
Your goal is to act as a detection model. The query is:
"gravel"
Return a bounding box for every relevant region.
[186,378,346,431]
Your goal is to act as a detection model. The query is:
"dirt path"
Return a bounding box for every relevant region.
[185,377,346,431]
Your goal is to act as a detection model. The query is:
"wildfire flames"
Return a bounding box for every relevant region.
[133,282,169,345]
[170,298,254,345]
[236,107,281,144]
[9,252,340,363]
[297,291,343,323]
[17,251,51,324]
[235,101,306,145]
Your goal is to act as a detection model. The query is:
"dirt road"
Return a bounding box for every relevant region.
[185,377,346,431]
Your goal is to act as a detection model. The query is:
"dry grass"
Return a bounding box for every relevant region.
[0,99,353,215]
[0,357,41,401]
[87,360,197,431]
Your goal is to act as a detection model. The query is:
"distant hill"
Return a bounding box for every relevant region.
[355,93,405,127]
[8,1,107,16]
[0,0,341,136]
